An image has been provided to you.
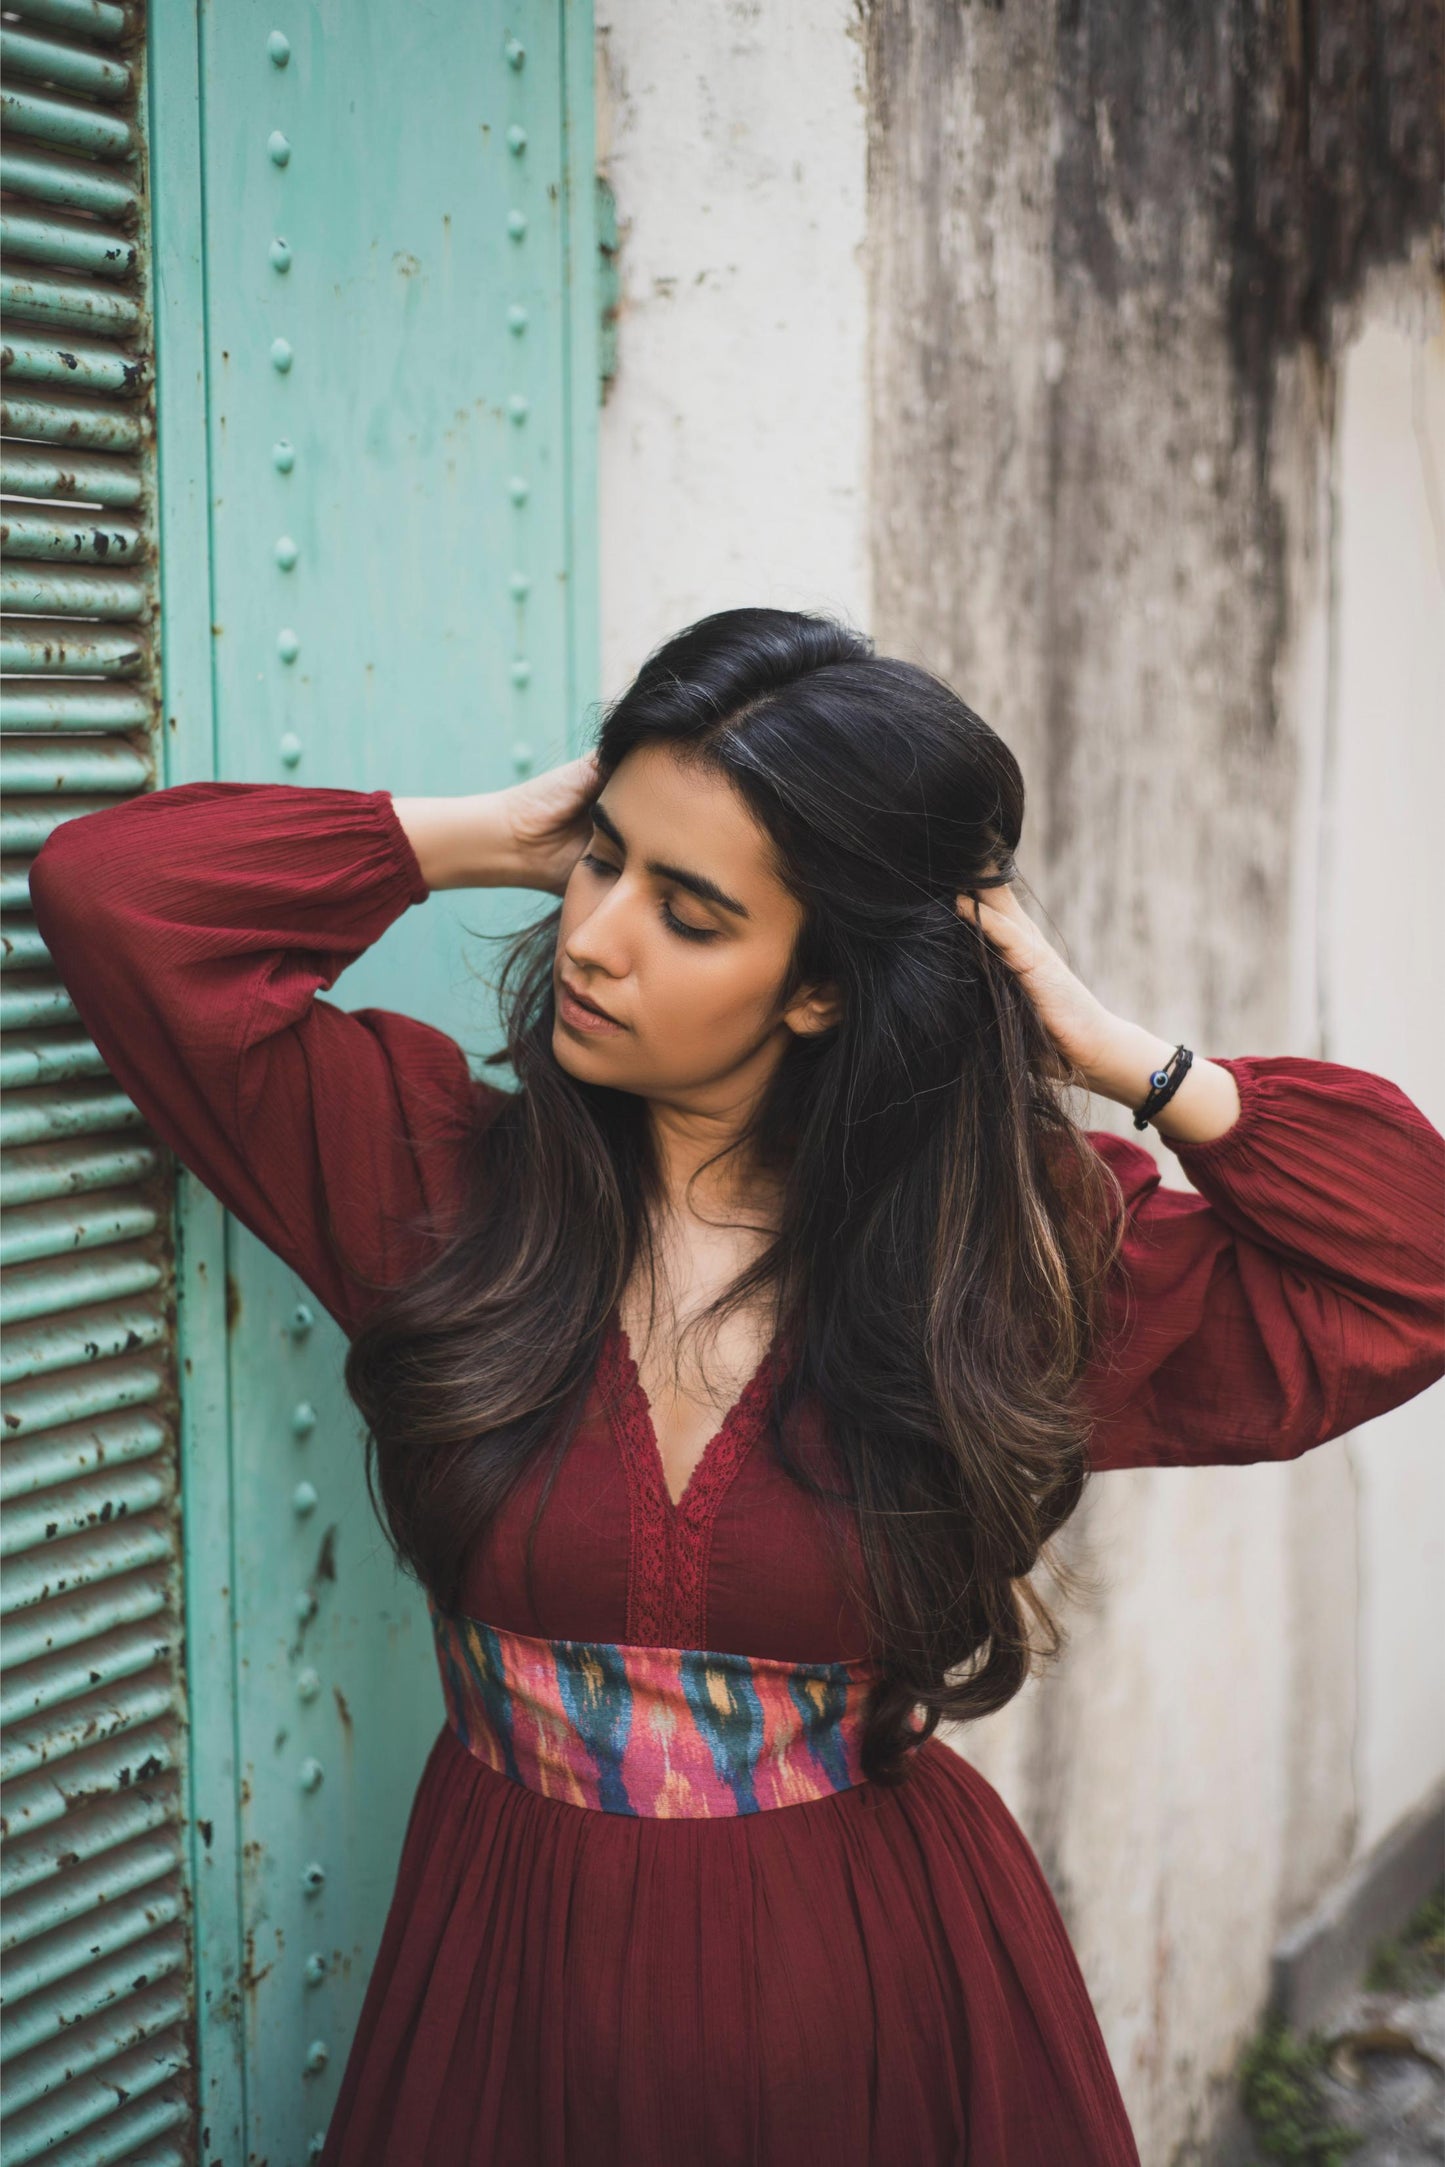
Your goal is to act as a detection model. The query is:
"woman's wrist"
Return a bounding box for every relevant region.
[1083,1016,1243,1144]
[390,791,529,892]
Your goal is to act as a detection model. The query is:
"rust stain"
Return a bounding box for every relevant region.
[240,1922,275,1997]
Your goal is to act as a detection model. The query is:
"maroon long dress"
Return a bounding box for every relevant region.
[29,783,1445,2167]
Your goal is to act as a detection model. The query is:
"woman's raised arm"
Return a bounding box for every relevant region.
[1081,1053,1445,1470]
[27,782,501,1337]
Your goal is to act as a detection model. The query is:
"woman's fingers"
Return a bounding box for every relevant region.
[515,751,600,842]
[957,885,1036,964]
[956,884,1118,1075]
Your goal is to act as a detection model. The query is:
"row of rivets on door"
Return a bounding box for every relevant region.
[506,33,531,747]
[261,887,331,2062]
[302,1826,329,2151]
[268,27,303,769]
[292,1367,317,1516]
[255,157,327,2039]
[290,1327,323,1620]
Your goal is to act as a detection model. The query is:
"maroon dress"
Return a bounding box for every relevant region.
[29,783,1445,2167]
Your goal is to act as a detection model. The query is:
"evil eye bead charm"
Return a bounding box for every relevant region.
[1151,1069,1170,1089]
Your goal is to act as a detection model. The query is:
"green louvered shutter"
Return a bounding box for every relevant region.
[1,3,195,2158]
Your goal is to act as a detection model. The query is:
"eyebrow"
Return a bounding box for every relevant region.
[590,799,752,920]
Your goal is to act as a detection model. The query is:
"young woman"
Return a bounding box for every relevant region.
[30,608,1444,2165]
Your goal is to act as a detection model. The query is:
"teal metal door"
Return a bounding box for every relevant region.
[147,3,598,2156]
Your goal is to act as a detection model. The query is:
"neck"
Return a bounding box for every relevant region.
[644,1091,779,1231]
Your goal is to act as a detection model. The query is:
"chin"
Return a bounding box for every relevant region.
[551,1022,613,1079]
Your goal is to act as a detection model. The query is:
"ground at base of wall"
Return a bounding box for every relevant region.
[1235,1886,1445,2166]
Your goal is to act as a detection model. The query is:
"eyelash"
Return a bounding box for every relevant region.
[579,852,718,944]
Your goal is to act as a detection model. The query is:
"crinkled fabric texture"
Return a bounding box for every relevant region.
[326,1722,1135,2165]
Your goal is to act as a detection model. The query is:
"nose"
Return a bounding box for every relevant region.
[562,871,632,982]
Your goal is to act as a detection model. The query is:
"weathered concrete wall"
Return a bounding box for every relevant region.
[595,2,1443,2156]
[865,10,1327,2146]
[867,7,1443,2157]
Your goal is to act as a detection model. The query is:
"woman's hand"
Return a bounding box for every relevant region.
[957,877,1117,1080]
[958,876,1242,1140]
[498,751,602,895]
[394,752,601,894]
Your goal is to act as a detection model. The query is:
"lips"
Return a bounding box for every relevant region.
[558,976,624,1028]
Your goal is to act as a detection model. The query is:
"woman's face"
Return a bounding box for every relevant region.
[552,740,839,1109]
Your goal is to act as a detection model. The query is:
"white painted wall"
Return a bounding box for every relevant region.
[594,0,871,697]
[1325,297,1445,1853]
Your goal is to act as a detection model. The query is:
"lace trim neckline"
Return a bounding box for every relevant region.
[598,1308,782,1646]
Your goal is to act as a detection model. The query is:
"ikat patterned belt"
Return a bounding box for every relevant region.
[426,1597,880,1817]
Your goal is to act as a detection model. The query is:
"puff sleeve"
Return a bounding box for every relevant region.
[1081,1054,1445,1470]
[27,781,499,1338]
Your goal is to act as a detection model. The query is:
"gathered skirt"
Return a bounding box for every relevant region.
[319,1722,1140,2165]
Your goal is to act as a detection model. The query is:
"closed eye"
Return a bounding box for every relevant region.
[661,903,717,943]
[579,853,718,943]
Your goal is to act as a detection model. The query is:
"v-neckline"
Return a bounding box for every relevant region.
[608,1306,779,1514]
[598,1306,784,1647]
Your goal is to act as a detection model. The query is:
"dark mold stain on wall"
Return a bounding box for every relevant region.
[865,0,1443,891]
[1224,0,1442,412]
[1050,0,1444,461]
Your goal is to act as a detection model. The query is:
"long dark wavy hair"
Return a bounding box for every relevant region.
[345,607,1128,1787]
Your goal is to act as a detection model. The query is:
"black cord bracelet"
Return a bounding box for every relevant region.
[1132,1043,1194,1130]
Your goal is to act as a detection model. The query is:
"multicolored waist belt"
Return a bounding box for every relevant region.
[426,1598,879,1818]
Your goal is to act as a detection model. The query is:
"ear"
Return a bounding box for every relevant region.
[782,981,844,1037]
